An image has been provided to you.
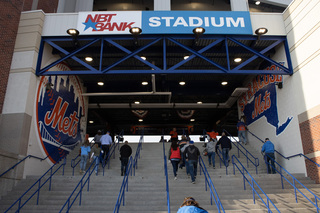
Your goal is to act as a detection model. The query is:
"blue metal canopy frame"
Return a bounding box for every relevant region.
[36,34,293,76]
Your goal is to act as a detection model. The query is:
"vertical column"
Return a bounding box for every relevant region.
[0,11,45,196]
[230,0,249,11]
[154,0,171,11]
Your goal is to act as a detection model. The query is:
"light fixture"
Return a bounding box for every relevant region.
[134,101,140,104]
[85,57,93,62]
[89,120,94,124]
[129,27,142,36]
[190,119,195,122]
[141,56,147,60]
[139,119,143,122]
[221,81,228,86]
[142,81,148,85]
[234,58,242,63]
[255,27,268,40]
[255,1,261,5]
[179,81,186,86]
[66,28,79,36]
[197,101,203,104]
[193,27,205,35]
[184,55,190,60]
[97,82,104,86]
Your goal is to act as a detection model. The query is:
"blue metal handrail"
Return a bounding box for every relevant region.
[198,156,225,213]
[265,154,320,213]
[132,133,144,176]
[113,133,143,212]
[248,130,320,167]
[162,134,171,213]
[232,155,280,213]
[223,129,259,174]
[59,157,98,213]
[0,143,71,178]
[113,156,133,213]
[4,157,67,213]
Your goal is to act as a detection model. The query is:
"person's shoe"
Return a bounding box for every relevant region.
[174,176,177,180]
[95,171,98,175]
[213,166,215,169]
[121,172,123,176]
[191,181,195,184]
[187,174,190,178]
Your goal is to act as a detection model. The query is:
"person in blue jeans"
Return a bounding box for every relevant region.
[206,138,217,168]
[90,143,102,174]
[215,132,232,167]
[261,138,276,174]
[79,140,91,174]
[184,141,200,184]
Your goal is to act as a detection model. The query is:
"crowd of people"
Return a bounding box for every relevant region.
[78,130,133,176]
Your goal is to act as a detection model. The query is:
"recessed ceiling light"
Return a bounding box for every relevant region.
[141,56,146,60]
[190,119,195,122]
[221,81,228,86]
[179,81,186,86]
[85,57,93,62]
[234,58,242,63]
[139,119,143,122]
[255,1,261,5]
[197,101,203,104]
[142,81,148,85]
[97,82,104,86]
[134,101,140,104]
[184,55,190,60]
[89,120,94,124]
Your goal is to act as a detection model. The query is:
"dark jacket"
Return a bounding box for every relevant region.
[184,145,200,161]
[120,144,132,158]
[216,136,232,152]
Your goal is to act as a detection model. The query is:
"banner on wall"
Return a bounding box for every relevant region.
[239,63,293,136]
[36,65,85,164]
[77,11,252,35]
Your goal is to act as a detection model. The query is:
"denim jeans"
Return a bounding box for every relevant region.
[94,156,99,173]
[80,155,88,171]
[171,159,179,177]
[207,152,216,167]
[121,157,129,175]
[188,160,198,182]
[265,153,276,174]
[185,160,190,175]
[238,131,247,144]
[222,148,230,167]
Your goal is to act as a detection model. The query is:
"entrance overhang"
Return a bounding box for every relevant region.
[36,34,293,76]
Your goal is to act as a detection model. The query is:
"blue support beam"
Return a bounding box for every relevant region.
[36,34,293,76]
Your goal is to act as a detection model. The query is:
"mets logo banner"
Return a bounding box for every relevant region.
[36,74,85,164]
[238,63,293,136]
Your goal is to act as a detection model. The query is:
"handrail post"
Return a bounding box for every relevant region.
[79,179,83,206]
[280,167,284,189]
[293,178,298,203]
[246,150,249,168]
[252,178,255,204]
[49,167,52,191]
[37,179,41,205]
[315,196,319,213]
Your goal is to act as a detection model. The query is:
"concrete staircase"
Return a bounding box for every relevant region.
[0,141,320,213]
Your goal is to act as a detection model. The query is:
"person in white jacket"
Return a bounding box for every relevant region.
[206,138,217,168]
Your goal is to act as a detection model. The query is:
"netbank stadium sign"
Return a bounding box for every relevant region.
[36,65,85,164]
[239,63,293,136]
[77,11,252,35]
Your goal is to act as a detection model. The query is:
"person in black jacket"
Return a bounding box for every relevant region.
[216,132,232,167]
[184,141,200,184]
[120,141,132,176]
